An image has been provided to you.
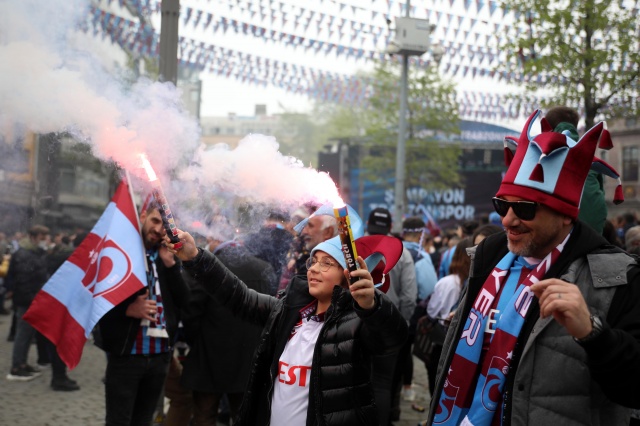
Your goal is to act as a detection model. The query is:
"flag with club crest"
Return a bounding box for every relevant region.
[24,179,147,369]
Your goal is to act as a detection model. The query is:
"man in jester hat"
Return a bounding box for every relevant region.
[425,110,640,425]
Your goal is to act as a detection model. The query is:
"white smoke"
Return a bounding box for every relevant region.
[0,0,200,177]
[0,0,342,236]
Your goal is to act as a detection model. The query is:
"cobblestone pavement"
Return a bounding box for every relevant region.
[0,312,433,426]
[0,313,107,426]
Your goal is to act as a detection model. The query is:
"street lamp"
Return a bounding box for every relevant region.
[159,0,180,85]
[386,2,433,232]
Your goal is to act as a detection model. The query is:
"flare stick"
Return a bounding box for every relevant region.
[150,182,182,250]
[334,205,359,284]
[140,155,182,249]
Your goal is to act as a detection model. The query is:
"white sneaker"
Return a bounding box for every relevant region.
[6,367,38,381]
[402,387,416,402]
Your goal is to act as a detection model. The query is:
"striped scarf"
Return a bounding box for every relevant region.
[434,233,569,425]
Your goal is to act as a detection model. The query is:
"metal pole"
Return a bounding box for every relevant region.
[159,0,180,85]
[393,0,411,233]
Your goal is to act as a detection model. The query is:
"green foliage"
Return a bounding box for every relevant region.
[273,111,328,166]
[499,0,640,127]
[320,61,461,191]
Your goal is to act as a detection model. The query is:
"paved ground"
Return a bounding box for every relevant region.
[0,312,432,426]
[0,312,107,426]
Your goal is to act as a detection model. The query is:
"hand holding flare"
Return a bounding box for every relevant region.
[140,154,182,250]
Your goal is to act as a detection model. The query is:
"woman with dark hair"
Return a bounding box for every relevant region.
[603,219,623,247]
[471,224,503,246]
[424,237,473,395]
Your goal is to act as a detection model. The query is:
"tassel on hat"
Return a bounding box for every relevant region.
[591,158,625,205]
[614,178,624,205]
[529,155,546,182]
[598,128,613,150]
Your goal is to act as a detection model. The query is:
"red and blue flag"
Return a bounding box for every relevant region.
[24,180,147,369]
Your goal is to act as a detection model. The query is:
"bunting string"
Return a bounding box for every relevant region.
[88,0,640,121]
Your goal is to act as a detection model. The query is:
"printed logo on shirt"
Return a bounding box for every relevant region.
[289,318,303,340]
[278,361,312,387]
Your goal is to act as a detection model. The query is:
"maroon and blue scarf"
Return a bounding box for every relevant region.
[434,233,569,425]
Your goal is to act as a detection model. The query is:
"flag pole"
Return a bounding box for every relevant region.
[124,170,149,274]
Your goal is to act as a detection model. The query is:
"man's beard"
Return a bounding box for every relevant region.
[144,232,162,249]
[507,237,537,258]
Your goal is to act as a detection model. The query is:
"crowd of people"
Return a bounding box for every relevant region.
[2,106,640,426]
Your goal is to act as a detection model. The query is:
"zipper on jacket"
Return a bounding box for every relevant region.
[265,301,287,426]
[265,367,275,426]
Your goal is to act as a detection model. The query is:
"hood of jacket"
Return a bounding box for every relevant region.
[19,237,42,253]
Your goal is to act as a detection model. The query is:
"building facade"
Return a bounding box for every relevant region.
[603,117,640,218]
[317,120,518,229]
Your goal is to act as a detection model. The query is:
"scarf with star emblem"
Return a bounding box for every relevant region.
[434,233,569,425]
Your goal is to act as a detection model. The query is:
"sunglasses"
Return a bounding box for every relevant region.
[492,197,539,221]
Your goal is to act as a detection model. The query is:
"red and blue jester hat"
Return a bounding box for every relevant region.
[499,109,623,219]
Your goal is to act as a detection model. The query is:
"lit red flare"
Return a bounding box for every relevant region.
[140,154,182,250]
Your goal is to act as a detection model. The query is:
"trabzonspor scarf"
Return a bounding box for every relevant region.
[434,233,570,425]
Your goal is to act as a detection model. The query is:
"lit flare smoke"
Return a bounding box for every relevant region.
[1,0,345,236]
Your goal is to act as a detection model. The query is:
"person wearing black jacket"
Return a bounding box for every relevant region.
[181,238,275,425]
[5,225,50,381]
[167,227,408,426]
[97,203,189,426]
[425,110,640,426]
[43,235,80,391]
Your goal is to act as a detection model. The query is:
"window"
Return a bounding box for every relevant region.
[59,169,75,193]
[623,146,639,181]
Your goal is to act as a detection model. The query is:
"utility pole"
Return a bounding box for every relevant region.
[393,0,411,233]
[159,0,180,85]
[387,2,435,233]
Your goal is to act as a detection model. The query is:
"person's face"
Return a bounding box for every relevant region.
[500,196,572,259]
[140,209,165,249]
[301,216,331,251]
[31,233,50,250]
[306,251,345,304]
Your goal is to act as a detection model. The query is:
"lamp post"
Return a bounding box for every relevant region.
[159,0,180,85]
[393,1,411,233]
[390,1,434,233]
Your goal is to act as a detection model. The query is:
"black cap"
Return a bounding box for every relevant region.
[367,207,392,235]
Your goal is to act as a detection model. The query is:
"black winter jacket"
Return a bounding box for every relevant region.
[180,244,275,393]
[5,239,49,307]
[183,248,408,426]
[97,254,189,355]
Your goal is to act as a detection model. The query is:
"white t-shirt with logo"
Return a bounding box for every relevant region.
[270,314,323,426]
